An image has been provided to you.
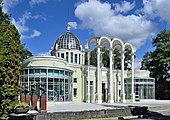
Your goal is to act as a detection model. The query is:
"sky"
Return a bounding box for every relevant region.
[2,0,170,69]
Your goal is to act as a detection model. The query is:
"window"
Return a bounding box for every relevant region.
[35,69,40,74]
[65,71,68,76]
[66,52,68,62]
[61,53,64,58]
[54,70,59,76]
[29,69,34,74]
[25,70,28,74]
[90,81,93,85]
[41,69,46,74]
[57,53,60,57]
[74,88,77,97]
[71,52,73,63]
[74,78,77,83]
[59,70,64,76]
[79,54,81,64]
[75,54,77,63]
[48,69,53,75]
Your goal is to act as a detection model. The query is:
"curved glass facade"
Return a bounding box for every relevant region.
[20,67,73,102]
[125,78,155,99]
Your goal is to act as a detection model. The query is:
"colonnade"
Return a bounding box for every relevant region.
[86,36,135,103]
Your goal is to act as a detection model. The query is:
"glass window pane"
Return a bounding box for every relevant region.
[48,69,53,75]
[35,69,40,74]
[41,69,46,75]
[29,69,34,74]
[59,71,64,76]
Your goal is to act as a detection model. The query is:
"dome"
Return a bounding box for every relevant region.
[54,23,81,50]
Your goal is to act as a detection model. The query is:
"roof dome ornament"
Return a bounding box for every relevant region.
[66,23,71,32]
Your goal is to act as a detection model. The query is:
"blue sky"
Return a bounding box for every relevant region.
[2,0,170,69]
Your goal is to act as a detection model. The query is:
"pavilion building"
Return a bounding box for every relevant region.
[21,23,155,103]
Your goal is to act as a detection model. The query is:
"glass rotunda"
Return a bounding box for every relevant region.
[51,23,84,65]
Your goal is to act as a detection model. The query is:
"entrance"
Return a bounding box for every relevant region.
[102,83,107,102]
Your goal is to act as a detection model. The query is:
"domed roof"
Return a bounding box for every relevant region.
[54,23,81,50]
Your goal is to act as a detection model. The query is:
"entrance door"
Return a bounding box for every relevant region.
[102,83,106,102]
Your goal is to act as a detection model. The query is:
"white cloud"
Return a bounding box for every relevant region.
[112,1,135,14]
[142,0,170,25]
[68,22,77,29]
[12,11,43,39]
[37,51,51,56]
[21,30,41,39]
[29,0,48,5]
[134,58,142,70]
[75,0,156,49]
[2,0,20,13]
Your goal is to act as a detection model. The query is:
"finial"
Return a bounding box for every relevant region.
[66,23,71,32]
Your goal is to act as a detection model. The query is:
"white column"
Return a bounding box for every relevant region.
[87,50,91,103]
[121,50,126,103]
[109,49,114,103]
[131,53,135,102]
[97,46,102,103]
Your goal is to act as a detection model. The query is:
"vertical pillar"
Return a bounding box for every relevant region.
[109,48,114,103]
[87,50,91,103]
[131,53,135,102]
[97,46,102,103]
[121,50,126,103]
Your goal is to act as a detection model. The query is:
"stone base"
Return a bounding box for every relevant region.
[131,93,135,102]
[31,95,37,110]
[21,95,26,102]
[108,93,114,103]
[40,95,46,112]
[86,93,91,103]
[96,93,102,104]
[21,95,30,105]
[26,95,31,105]
[121,93,126,103]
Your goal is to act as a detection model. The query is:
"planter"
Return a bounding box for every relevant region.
[15,106,29,114]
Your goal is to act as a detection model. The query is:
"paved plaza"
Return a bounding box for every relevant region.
[47,100,170,120]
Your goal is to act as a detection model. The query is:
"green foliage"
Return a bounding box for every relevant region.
[141,30,170,99]
[0,1,22,119]
[15,102,29,108]
[21,44,33,62]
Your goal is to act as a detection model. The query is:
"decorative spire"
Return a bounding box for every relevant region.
[66,23,71,32]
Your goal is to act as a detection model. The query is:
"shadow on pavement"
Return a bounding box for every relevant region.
[146,111,170,120]
[100,104,127,108]
[123,111,170,120]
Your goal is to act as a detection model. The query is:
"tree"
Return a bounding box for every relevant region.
[21,44,33,62]
[141,30,170,99]
[0,1,22,119]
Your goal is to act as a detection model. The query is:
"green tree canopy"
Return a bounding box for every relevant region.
[21,44,33,62]
[141,30,170,99]
[0,0,23,119]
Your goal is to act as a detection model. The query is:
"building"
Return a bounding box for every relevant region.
[21,23,155,103]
